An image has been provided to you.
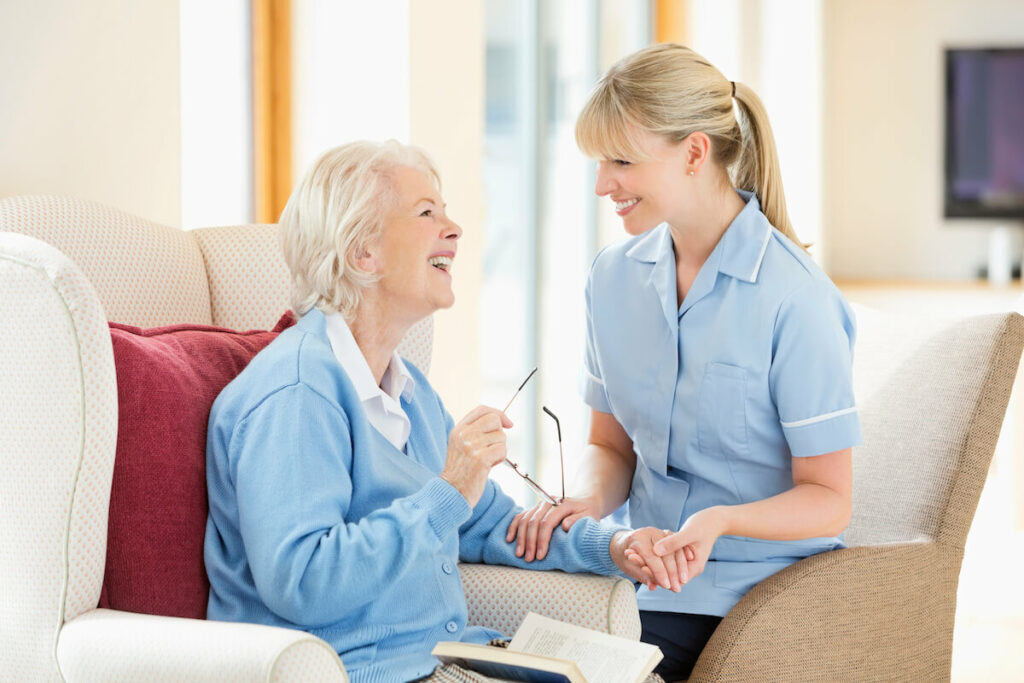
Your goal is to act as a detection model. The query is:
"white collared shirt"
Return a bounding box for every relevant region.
[324,312,415,452]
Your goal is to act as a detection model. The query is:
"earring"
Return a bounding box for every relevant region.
[688,170,695,176]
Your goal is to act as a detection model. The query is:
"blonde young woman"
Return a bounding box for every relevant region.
[507,44,860,679]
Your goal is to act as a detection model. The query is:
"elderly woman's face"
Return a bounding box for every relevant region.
[363,165,462,322]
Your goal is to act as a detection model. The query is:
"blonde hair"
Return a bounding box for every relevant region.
[576,43,805,249]
[279,140,440,318]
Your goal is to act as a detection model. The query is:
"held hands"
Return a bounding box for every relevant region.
[610,528,695,592]
[628,507,728,590]
[505,497,601,562]
[440,406,514,508]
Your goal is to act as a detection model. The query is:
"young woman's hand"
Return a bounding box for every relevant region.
[652,507,728,584]
[440,406,513,508]
[505,497,601,562]
[610,528,694,592]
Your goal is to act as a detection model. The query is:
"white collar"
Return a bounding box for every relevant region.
[323,312,416,404]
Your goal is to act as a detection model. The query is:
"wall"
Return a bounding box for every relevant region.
[180,0,251,230]
[0,0,182,227]
[688,0,826,262]
[824,0,1024,281]
[291,0,411,178]
[409,0,484,418]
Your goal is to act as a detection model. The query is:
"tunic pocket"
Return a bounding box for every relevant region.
[696,362,749,464]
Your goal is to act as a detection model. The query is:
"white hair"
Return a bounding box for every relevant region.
[279,140,440,319]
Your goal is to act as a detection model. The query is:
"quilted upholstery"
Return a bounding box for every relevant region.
[0,195,211,327]
[459,564,640,639]
[0,233,118,681]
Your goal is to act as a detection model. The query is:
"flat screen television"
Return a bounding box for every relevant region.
[944,48,1024,219]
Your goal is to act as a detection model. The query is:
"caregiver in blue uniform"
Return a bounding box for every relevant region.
[507,43,861,680]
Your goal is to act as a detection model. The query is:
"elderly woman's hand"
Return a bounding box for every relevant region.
[506,497,602,562]
[440,406,514,507]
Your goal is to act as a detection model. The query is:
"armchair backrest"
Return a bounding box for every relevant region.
[0,195,432,369]
[0,195,212,328]
[847,304,1024,549]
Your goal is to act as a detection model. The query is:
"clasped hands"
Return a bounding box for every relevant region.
[438,405,724,591]
[508,499,727,592]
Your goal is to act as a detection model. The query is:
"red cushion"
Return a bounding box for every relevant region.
[99,312,295,618]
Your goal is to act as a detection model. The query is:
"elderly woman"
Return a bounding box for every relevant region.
[204,140,676,683]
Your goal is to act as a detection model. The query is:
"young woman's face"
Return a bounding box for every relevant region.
[593,129,692,235]
[364,165,462,322]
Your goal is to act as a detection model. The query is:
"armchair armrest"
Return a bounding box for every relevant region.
[689,541,953,682]
[459,564,640,639]
[56,609,348,682]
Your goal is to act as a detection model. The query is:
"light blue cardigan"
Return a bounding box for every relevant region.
[205,310,626,683]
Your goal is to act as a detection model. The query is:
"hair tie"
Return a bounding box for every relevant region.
[731,81,736,98]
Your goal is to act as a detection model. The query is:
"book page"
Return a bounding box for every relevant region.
[509,613,661,683]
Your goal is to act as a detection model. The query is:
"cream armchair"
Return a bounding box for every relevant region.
[0,196,640,682]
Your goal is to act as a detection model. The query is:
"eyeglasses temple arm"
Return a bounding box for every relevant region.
[502,367,538,413]
[542,406,565,503]
[503,459,558,506]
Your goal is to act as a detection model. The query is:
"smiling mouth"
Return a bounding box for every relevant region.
[429,256,453,271]
[614,198,639,215]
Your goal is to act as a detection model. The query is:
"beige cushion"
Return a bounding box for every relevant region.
[848,304,1022,548]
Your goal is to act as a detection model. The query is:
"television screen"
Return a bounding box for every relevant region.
[944,48,1024,219]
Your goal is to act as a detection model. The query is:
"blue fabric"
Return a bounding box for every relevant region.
[579,191,861,617]
[205,309,625,683]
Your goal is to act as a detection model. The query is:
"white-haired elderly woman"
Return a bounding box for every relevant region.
[203,140,678,683]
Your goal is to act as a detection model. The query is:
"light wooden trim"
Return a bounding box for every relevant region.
[252,0,292,223]
[654,0,688,44]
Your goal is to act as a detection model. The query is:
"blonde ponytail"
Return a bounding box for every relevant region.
[730,81,805,249]
[576,43,807,250]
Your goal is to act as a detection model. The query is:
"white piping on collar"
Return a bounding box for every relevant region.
[748,223,773,283]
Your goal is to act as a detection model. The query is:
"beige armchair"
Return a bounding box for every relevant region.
[686,301,1024,681]
[0,196,640,682]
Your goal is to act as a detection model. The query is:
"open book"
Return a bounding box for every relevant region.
[432,612,662,683]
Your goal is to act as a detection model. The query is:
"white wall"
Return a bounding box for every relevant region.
[291,0,411,180]
[409,0,484,418]
[825,0,1024,281]
[0,0,182,227]
[180,0,252,230]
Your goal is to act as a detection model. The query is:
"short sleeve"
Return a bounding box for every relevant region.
[577,270,612,413]
[769,282,861,457]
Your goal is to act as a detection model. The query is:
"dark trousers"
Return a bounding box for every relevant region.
[640,610,722,681]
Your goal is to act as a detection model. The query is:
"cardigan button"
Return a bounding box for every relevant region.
[445,621,458,633]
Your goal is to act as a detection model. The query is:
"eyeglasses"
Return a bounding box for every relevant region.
[502,368,565,506]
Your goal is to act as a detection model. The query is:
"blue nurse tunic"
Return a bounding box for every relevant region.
[579,191,861,617]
